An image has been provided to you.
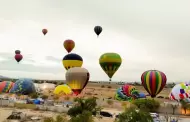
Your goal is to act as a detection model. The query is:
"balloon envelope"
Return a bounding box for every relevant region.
[0,81,14,93]
[42,29,48,35]
[94,26,102,36]
[15,50,21,54]
[115,84,139,101]
[10,79,36,95]
[65,67,90,95]
[64,39,75,53]
[15,54,23,63]
[99,53,122,81]
[169,83,190,101]
[54,84,72,95]
[141,70,167,98]
[62,53,83,70]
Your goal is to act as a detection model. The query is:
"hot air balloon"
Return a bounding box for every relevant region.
[99,53,122,81]
[141,70,167,98]
[15,54,23,63]
[54,84,72,95]
[62,53,83,70]
[66,67,90,95]
[42,29,48,35]
[63,39,75,53]
[115,84,140,101]
[94,26,102,37]
[15,50,21,54]
[169,83,190,102]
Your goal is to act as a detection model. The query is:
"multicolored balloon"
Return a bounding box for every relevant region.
[94,26,102,37]
[141,70,167,98]
[99,53,122,81]
[10,79,36,95]
[63,39,75,53]
[42,29,48,35]
[169,83,190,102]
[0,81,14,93]
[62,53,83,70]
[15,54,23,63]
[115,84,140,101]
[54,84,72,95]
[66,67,90,95]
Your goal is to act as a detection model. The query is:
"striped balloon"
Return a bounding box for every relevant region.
[141,70,167,98]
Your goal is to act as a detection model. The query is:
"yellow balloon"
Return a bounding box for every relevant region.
[62,53,83,70]
[54,84,72,95]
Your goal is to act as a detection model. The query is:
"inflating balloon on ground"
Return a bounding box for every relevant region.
[10,79,36,95]
[54,84,73,95]
[169,83,190,102]
[0,81,14,93]
[115,84,145,101]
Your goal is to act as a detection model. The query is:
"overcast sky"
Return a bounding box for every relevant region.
[0,0,190,82]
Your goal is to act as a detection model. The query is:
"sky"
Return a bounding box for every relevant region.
[0,0,190,82]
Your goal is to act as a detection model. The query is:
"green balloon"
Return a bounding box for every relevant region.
[99,53,122,81]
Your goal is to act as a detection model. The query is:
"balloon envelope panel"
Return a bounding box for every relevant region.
[10,79,36,95]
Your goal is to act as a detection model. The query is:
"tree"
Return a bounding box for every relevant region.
[132,99,160,112]
[29,93,38,99]
[68,97,101,117]
[115,107,153,122]
[41,95,48,100]
[69,111,94,122]
[170,104,178,115]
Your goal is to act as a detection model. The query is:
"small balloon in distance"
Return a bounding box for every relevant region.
[42,29,48,35]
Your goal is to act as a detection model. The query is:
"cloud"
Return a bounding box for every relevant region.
[45,56,61,63]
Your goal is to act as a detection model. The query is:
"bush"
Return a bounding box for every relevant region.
[107,100,113,106]
[115,107,153,122]
[68,97,101,117]
[41,95,48,100]
[29,93,38,99]
[107,86,112,88]
[101,85,105,88]
[132,98,160,112]
[69,111,94,122]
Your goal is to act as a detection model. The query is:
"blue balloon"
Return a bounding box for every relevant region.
[9,78,36,95]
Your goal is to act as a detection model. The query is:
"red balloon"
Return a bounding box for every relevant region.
[42,29,48,35]
[15,54,23,63]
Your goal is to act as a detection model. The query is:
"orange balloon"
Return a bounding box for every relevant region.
[63,39,75,53]
[42,29,48,35]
